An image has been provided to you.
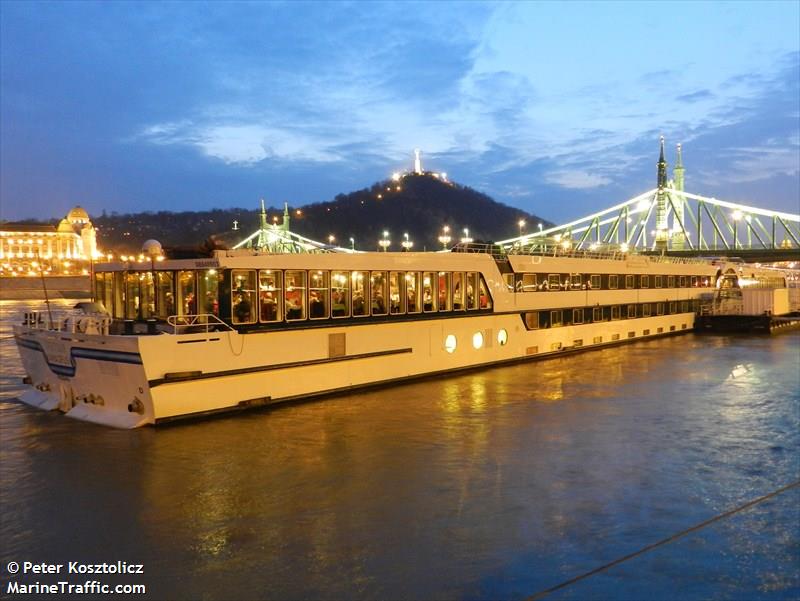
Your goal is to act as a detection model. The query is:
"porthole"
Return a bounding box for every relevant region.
[444,334,457,353]
[472,331,484,349]
[497,329,508,346]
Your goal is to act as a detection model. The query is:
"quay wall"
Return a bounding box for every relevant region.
[0,276,90,300]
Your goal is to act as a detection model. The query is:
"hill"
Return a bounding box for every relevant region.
[87,173,551,252]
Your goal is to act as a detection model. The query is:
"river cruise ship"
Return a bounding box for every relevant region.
[12,244,788,428]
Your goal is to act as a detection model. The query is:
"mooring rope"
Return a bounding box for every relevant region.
[525,479,800,600]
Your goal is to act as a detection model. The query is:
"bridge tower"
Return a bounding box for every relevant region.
[670,143,687,250]
[254,199,270,249]
[655,136,669,250]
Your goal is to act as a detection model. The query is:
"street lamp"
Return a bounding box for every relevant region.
[460,228,473,244]
[538,223,543,234]
[518,219,526,238]
[438,225,451,250]
[401,232,413,251]
[349,237,355,251]
[328,235,335,246]
[379,230,391,252]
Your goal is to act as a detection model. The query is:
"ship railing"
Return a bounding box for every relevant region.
[166,313,235,335]
[23,310,112,336]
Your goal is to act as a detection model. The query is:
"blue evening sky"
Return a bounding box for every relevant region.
[1,1,798,226]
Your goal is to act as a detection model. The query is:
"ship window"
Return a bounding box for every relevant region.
[524,311,539,330]
[504,273,515,291]
[472,331,484,349]
[609,275,618,289]
[641,275,649,288]
[571,273,582,289]
[593,307,603,322]
[627,304,636,318]
[125,272,139,319]
[444,334,457,353]
[155,271,174,319]
[611,305,621,320]
[590,274,601,290]
[309,271,329,319]
[258,270,282,323]
[479,275,492,309]
[406,272,421,314]
[467,272,479,309]
[453,272,466,309]
[438,272,451,311]
[548,274,561,289]
[198,269,219,317]
[573,308,584,324]
[423,272,437,312]
[497,329,508,345]
[232,269,256,324]
[625,275,635,289]
[520,273,536,292]
[550,310,562,327]
[681,301,689,312]
[691,276,699,287]
[656,302,665,315]
[371,271,387,315]
[332,271,350,318]
[679,276,688,287]
[668,275,676,288]
[670,301,677,314]
[389,271,404,314]
[643,303,651,317]
[655,275,662,288]
[178,270,196,317]
[284,270,306,321]
[352,271,368,317]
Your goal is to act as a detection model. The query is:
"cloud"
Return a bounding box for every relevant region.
[676,90,714,103]
[545,170,612,190]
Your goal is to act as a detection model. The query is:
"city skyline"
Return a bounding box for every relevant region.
[1,1,798,226]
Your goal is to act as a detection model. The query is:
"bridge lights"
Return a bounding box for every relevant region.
[438,225,451,250]
[379,231,391,252]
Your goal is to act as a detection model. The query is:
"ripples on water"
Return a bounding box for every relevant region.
[1,300,798,600]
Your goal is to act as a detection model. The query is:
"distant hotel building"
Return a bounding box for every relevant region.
[0,206,99,276]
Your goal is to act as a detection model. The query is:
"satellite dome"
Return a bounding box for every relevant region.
[142,239,163,256]
[66,206,90,224]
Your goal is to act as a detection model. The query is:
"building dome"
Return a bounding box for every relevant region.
[66,206,90,224]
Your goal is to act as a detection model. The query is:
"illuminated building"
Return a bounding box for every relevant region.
[0,206,99,275]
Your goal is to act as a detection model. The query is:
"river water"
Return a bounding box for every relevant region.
[1,299,798,600]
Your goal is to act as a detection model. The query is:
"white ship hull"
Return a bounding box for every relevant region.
[12,248,782,428]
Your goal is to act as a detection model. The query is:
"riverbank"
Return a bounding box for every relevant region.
[0,276,90,300]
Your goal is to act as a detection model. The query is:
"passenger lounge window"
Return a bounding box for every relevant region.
[389,271,404,314]
[478,276,492,309]
[332,271,350,318]
[466,272,479,310]
[438,272,451,311]
[406,272,421,314]
[232,269,256,324]
[178,270,196,317]
[309,271,329,319]
[259,270,282,323]
[609,275,618,290]
[371,271,387,315]
[198,269,219,316]
[423,272,437,312]
[453,272,465,309]
[285,270,306,321]
[352,271,368,316]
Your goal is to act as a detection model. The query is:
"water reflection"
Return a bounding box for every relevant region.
[0,299,798,600]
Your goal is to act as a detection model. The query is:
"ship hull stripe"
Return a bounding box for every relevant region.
[148,347,413,387]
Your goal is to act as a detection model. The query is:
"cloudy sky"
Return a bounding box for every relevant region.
[1,1,798,226]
